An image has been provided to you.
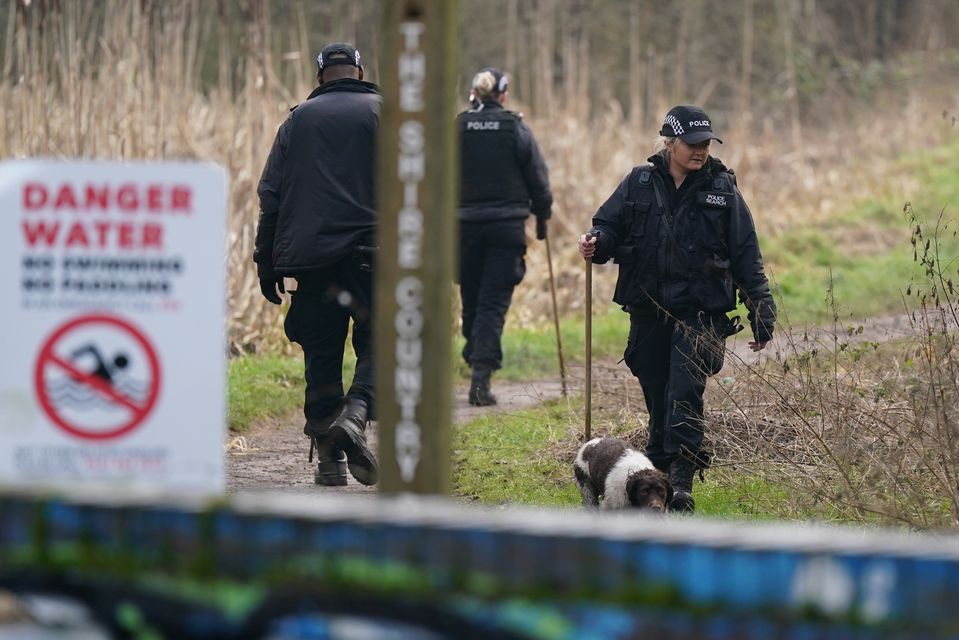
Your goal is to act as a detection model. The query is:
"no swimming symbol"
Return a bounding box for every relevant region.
[33,314,161,440]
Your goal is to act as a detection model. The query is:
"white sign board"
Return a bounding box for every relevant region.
[0,160,227,494]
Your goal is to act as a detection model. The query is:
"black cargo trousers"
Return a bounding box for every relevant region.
[458,218,527,371]
[284,255,373,422]
[624,308,728,472]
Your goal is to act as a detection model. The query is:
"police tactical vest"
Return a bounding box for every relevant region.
[614,165,739,312]
[459,108,530,208]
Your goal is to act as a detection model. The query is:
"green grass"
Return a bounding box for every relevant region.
[227,354,304,431]
[452,403,581,507]
[457,309,630,381]
[763,135,959,324]
[694,474,795,520]
[228,343,357,432]
[451,400,810,520]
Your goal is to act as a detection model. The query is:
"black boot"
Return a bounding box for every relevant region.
[668,456,697,514]
[469,367,497,406]
[328,397,378,486]
[304,414,347,486]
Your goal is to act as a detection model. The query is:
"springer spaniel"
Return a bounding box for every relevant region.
[574,437,672,512]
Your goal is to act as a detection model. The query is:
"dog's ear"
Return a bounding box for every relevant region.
[663,474,674,508]
[625,472,640,506]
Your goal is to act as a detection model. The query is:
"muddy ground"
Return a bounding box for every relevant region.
[225,379,567,497]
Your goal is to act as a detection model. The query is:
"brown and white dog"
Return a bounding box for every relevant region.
[574,437,672,512]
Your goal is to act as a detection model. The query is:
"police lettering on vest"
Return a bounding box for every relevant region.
[466,121,500,131]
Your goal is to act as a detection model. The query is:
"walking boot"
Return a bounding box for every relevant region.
[668,456,697,514]
[304,415,347,486]
[328,397,378,486]
[468,367,497,406]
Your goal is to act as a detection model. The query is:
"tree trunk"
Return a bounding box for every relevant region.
[673,0,693,103]
[777,0,803,152]
[533,0,555,117]
[737,0,753,133]
[505,0,517,82]
[628,1,644,130]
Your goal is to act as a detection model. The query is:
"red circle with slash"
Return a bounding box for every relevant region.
[34,314,161,440]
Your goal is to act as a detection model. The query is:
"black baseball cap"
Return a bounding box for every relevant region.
[660,105,723,144]
[316,42,362,72]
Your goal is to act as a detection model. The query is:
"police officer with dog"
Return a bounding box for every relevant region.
[457,67,553,406]
[579,105,776,513]
[254,42,379,487]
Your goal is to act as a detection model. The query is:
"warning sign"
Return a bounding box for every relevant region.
[0,160,226,494]
[34,314,161,440]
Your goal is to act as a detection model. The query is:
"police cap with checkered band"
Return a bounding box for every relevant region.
[659,105,723,144]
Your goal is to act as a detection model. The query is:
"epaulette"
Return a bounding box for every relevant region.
[711,170,737,190]
[505,109,523,120]
[634,162,654,185]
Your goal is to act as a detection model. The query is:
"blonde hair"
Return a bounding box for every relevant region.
[472,70,499,101]
[653,135,676,162]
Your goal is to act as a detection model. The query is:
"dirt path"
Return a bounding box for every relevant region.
[226,379,566,496]
[226,311,926,495]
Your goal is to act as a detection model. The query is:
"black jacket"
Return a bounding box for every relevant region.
[589,153,776,342]
[254,79,380,275]
[457,101,552,222]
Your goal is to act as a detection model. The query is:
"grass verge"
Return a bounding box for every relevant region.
[227,354,304,431]
[763,136,959,324]
[452,404,581,507]
[451,399,806,521]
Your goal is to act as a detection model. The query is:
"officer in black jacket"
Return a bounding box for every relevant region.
[254,42,379,487]
[579,105,776,513]
[457,67,553,406]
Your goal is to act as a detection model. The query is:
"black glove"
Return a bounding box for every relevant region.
[535,217,547,241]
[724,315,745,337]
[258,266,285,305]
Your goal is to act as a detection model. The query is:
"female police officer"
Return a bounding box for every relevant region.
[578,105,776,513]
[457,68,553,405]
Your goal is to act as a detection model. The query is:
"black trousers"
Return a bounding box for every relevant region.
[623,309,727,471]
[458,218,527,371]
[284,258,373,421]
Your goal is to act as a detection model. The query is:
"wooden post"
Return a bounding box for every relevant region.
[375,0,458,494]
[584,251,592,442]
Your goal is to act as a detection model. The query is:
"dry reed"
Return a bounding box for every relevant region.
[2,1,957,353]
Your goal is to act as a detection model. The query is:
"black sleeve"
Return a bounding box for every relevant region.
[515,120,553,218]
[587,172,632,264]
[253,116,292,273]
[728,186,776,342]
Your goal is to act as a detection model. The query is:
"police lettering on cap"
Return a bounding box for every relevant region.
[660,105,723,145]
[316,42,362,72]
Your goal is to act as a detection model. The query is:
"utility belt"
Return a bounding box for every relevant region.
[622,303,744,339]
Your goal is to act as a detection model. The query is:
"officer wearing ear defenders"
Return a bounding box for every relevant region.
[579,105,776,514]
[457,67,553,406]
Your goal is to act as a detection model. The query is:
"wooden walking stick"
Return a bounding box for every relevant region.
[584,232,594,441]
[539,218,567,397]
